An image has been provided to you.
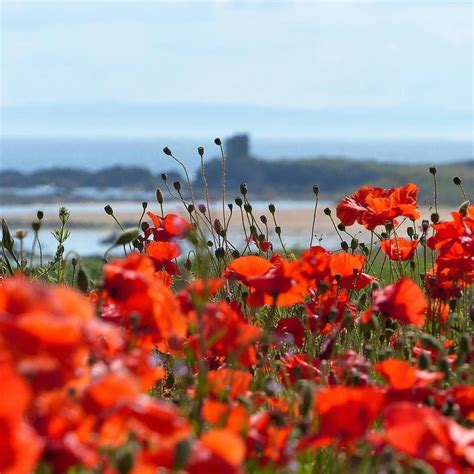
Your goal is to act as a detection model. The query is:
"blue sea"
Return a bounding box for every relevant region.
[1,137,472,174]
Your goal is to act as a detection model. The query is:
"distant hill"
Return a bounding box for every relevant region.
[2,157,472,207]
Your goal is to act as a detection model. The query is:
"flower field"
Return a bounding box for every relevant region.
[1,154,473,474]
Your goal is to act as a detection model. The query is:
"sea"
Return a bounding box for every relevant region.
[1,137,472,173]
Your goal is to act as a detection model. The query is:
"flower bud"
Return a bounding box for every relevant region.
[453,176,462,185]
[173,181,181,191]
[215,247,225,259]
[232,249,240,258]
[161,173,168,182]
[337,223,345,232]
[104,205,114,215]
[214,137,222,146]
[312,185,319,196]
[142,201,147,210]
[37,210,44,220]
[185,258,192,271]
[260,215,267,224]
[418,352,430,370]
[429,166,437,175]
[156,188,164,204]
[213,218,222,234]
[340,241,349,251]
[431,212,439,224]
[275,226,281,235]
[198,204,206,214]
[227,203,233,211]
[240,182,248,196]
[235,197,243,207]
[141,222,149,232]
[268,203,276,214]
[350,238,358,250]
[323,207,331,216]
[197,146,204,157]
[163,146,172,156]
[244,203,252,213]
[421,220,430,232]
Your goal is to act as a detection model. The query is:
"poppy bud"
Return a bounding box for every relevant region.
[235,197,243,207]
[300,382,314,416]
[232,249,240,258]
[268,203,276,214]
[142,201,147,210]
[275,226,281,235]
[214,137,222,146]
[453,176,462,185]
[163,146,172,156]
[213,218,222,234]
[384,222,394,232]
[104,205,114,215]
[187,204,194,213]
[161,173,168,182]
[32,221,41,232]
[197,146,204,157]
[141,222,149,232]
[350,238,358,250]
[421,334,443,354]
[323,207,331,216]
[260,215,267,224]
[184,258,192,271]
[421,220,430,232]
[244,203,252,213]
[317,280,329,293]
[77,268,89,294]
[115,228,140,246]
[249,225,257,236]
[429,166,437,175]
[174,439,191,470]
[198,204,206,214]
[240,183,248,196]
[418,352,430,370]
[312,185,319,196]
[439,358,450,379]
[173,181,181,191]
[228,203,233,211]
[460,334,471,353]
[431,212,439,223]
[409,260,416,270]
[358,293,367,308]
[206,240,213,247]
[448,299,457,311]
[340,241,349,251]
[37,210,44,220]
[71,257,78,267]
[458,200,470,216]
[407,226,414,237]
[156,188,164,204]
[337,223,345,232]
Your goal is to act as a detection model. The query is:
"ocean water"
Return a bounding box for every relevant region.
[1,137,472,174]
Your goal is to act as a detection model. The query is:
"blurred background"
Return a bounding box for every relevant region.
[1,0,472,254]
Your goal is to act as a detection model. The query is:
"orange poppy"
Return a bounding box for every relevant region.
[380,237,418,261]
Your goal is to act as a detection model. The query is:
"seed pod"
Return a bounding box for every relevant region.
[453,176,462,185]
[429,166,437,175]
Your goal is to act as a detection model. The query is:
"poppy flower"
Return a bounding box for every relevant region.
[275,317,306,346]
[146,212,191,241]
[207,369,252,400]
[380,237,418,261]
[382,402,474,472]
[365,277,427,328]
[146,241,181,275]
[300,386,384,449]
[336,184,420,230]
[188,429,245,474]
[329,252,374,289]
[375,358,443,391]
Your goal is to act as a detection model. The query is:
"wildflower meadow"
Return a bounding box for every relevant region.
[1,143,473,474]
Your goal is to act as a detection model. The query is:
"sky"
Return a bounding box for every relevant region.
[1,0,472,112]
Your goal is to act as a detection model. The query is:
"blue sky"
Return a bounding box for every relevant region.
[1,0,472,111]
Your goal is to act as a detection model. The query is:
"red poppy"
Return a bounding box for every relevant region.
[382,402,474,472]
[336,184,420,230]
[329,252,374,289]
[300,386,384,449]
[380,237,418,261]
[146,241,181,275]
[146,212,191,241]
[365,277,427,328]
